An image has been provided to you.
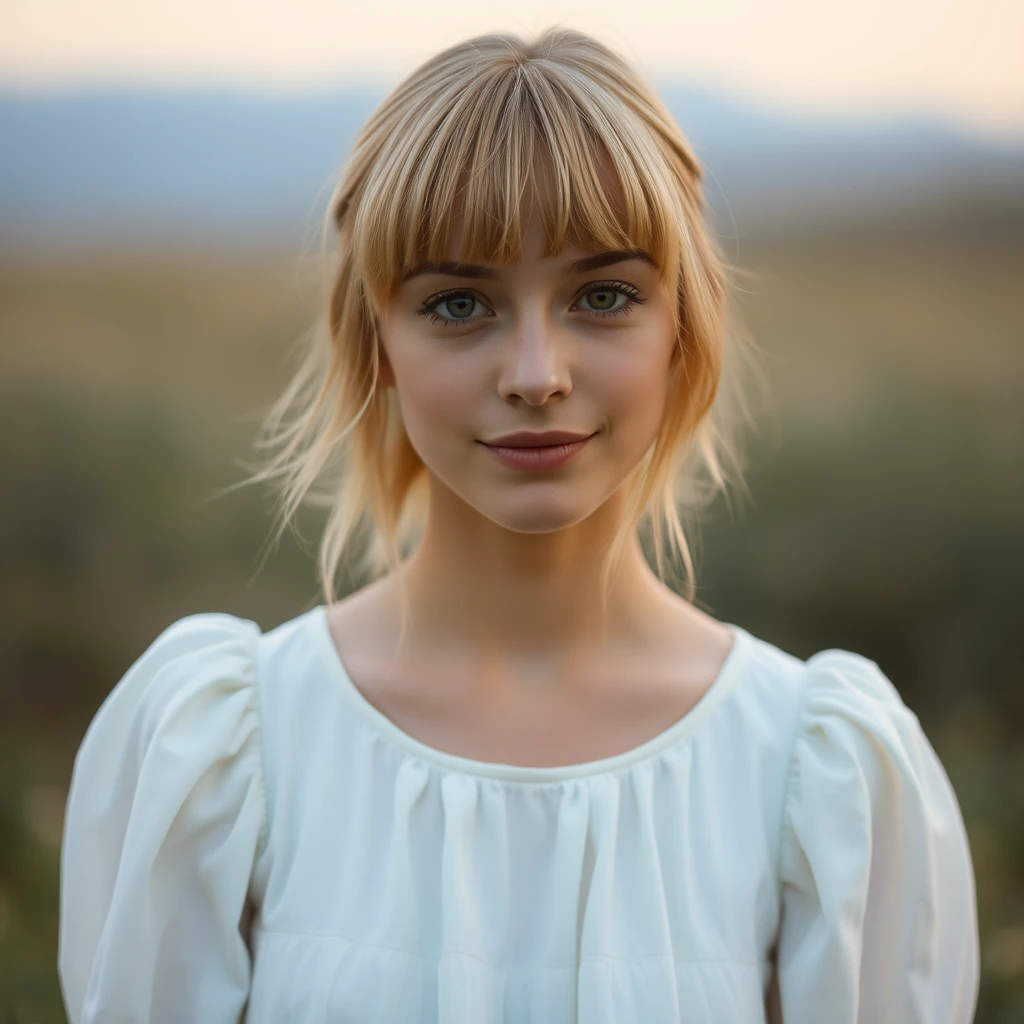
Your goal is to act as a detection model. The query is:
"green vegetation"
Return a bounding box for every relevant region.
[1,193,1022,1021]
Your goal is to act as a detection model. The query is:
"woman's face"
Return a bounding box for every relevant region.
[377,210,678,535]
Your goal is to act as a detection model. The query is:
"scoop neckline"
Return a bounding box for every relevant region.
[308,603,751,784]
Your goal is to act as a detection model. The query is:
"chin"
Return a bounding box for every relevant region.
[475,491,601,535]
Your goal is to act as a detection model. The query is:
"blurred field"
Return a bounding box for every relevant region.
[1,192,1022,1021]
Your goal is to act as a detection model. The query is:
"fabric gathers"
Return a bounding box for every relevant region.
[58,606,980,1023]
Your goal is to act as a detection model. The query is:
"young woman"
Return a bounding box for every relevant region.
[58,27,980,1024]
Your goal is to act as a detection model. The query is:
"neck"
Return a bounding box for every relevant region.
[388,477,682,670]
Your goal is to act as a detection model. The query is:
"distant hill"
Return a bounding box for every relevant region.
[2,83,1022,248]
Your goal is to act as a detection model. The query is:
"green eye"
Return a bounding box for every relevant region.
[584,289,620,311]
[417,290,490,327]
[440,296,477,319]
[417,280,646,329]
[576,281,644,318]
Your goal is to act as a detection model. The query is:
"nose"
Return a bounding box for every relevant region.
[497,312,573,406]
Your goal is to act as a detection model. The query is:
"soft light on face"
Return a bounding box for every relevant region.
[377,210,678,535]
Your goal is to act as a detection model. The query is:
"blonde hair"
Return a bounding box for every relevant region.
[220,26,771,642]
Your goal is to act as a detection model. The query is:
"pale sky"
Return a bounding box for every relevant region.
[5,0,1022,142]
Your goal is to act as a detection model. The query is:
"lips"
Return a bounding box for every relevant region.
[481,430,596,448]
[478,434,594,471]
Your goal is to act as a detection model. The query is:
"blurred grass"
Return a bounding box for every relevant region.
[1,192,1022,1021]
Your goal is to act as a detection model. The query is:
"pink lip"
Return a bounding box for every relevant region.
[478,435,594,471]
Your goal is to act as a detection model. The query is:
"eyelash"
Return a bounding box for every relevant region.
[415,281,647,329]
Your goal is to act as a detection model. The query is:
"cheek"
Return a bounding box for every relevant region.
[388,343,480,444]
[594,337,674,428]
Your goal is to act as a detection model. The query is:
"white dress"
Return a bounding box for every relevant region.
[58,605,980,1023]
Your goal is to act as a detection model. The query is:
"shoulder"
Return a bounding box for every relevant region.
[730,626,918,745]
[94,611,262,729]
[118,609,263,679]
[801,645,912,717]
[713,627,936,809]
[65,609,270,858]
[139,611,263,680]
[72,611,267,793]
[793,646,924,789]
[779,642,969,865]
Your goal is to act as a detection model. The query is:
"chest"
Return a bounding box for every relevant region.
[354,672,713,768]
[322,588,734,770]
[247,743,778,1024]
[246,641,785,1024]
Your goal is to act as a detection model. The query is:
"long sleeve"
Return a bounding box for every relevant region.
[58,612,267,1024]
[769,649,980,1023]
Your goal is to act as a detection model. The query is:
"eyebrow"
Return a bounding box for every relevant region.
[400,248,657,284]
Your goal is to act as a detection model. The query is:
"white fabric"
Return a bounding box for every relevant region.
[58,605,979,1023]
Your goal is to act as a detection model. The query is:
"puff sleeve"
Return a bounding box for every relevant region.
[768,650,980,1023]
[58,613,267,1024]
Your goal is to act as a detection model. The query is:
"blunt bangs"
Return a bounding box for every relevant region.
[348,51,684,317]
